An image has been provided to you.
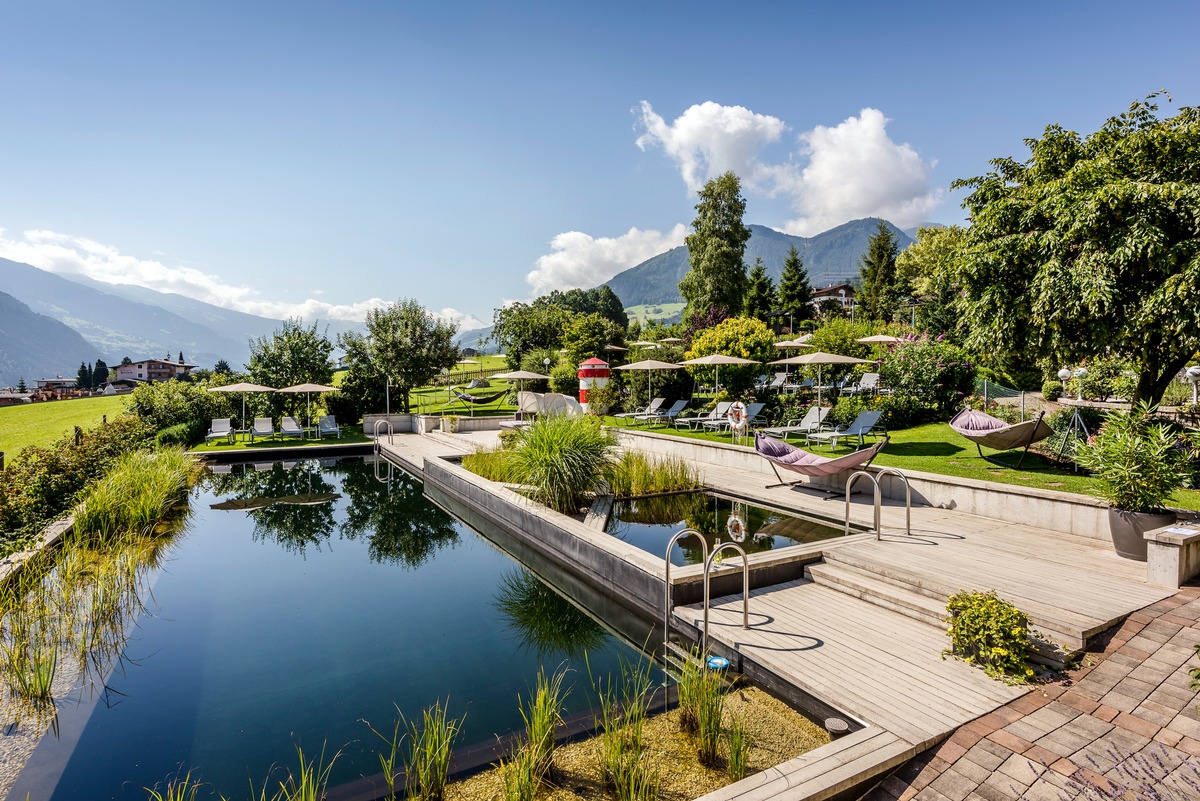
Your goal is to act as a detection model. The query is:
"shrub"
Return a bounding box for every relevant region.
[509,416,616,515]
[1074,402,1198,512]
[945,590,1034,683]
[877,334,976,419]
[74,448,194,539]
[155,420,206,448]
[128,378,232,431]
[685,317,776,394]
[1041,379,1063,401]
[549,362,578,396]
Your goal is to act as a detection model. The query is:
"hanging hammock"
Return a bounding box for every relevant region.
[948,408,1052,468]
[755,433,888,488]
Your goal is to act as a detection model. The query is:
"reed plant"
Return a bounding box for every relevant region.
[606,451,701,498]
[401,699,465,801]
[726,715,751,780]
[144,769,203,801]
[461,446,515,483]
[509,416,616,515]
[521,667,568,781]
[74,448,193,539]
[675,647,726,765]
[272,744,339,801]
[497,743,539,801]
[363,706,405,800]
[589,654,655,794]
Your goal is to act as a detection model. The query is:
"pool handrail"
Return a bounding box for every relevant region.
[702,541,749,652]
[664,528,708,656]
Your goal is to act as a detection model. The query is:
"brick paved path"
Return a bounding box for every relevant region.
[866,585,1200,801]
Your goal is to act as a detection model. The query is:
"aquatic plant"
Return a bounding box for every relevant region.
[726,714,751,780]
[497,741,540,801]
[521,667,568,781]
[144,769,203,801]
[461,445,515,483]
[606,451,702,498]
[363,706,405,800]
[74,447,193,539]
[589,653,655,795]
[272,744,340,801]
[509,415,616,515]
[401,699,465,801]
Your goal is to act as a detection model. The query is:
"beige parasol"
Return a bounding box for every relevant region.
[208,382,277,431]
[278,382,338,426]
[613,359,682,402]
[769,351,871,406]
[680,354,760,395]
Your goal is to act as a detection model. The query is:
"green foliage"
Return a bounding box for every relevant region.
[1041,379,1063,401]
[400,700,464,801]
[894,225,966,339]
[685,317,775,394]
[492,302,573,369]
[0,416,153,548]
[680,171,751,318]
[144,769,202,801]
[494,569,608,659]
[74,449,193,539]
[590,654,658,801]
[92,358,109,388]
[857,219,901,322]
[562,312,624,366]
[1066,355,1138,401]
[605,451,702,497]
[269,744,340,801]
[509,416,616,515]
[462,446,516,483]
[154,420,206,448]
[945,590,1035,683]
[536,286,629,329]
[248,318,335,416]
[583,379,619,416]
[809,318,872,361]
[129,376,232,431]
[339,299,459,414]
[497,745,539,801]
[776,246,812,327]
[726,715,751,781]
[953,93,1200,405]
[1074,402,1198,511]
[742,257,776,322]
[549,361,578,395]
[877,334,977,418]
[519,667,568,781]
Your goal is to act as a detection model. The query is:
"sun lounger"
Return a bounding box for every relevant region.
[249,417,274,442]
[761,406,830,442]
[614,397,664,425]
[675,401,731,430]
[278,416,304,440]
[205,418,235,445]
[317,415,341,439]
[806,410,886,449]
[756,433,888,488]
[703,401,766,433]
[635,398,688,426]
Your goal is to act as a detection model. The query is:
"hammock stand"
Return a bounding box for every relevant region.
[948,408,1052,468]
[443,388,509,416]
[755,433,889,489]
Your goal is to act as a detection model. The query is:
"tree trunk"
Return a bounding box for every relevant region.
[1133,351,1190,407]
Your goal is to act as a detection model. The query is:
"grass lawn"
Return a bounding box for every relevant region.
[0,395,130,457]
[189,428,373,453]
[603,417,1200,511]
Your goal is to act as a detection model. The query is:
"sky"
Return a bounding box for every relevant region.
[1,1,1197,333]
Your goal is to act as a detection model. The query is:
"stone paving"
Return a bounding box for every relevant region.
[865,584,1200,801]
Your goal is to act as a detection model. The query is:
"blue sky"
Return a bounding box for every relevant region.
[1,1,1197,332]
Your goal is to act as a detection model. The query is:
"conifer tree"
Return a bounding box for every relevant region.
[858,219,900,322]
[17,377,26,393]
[92,359,109,387]
[777,246,813,330]
[679,171,751,319]
[77,361,92,389]
[742,257,776,322]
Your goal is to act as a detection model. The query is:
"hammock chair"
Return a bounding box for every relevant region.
[755,433,888,489]
[444,388,509,415]
[948,408,1052,468]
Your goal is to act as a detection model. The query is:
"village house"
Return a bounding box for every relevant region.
[114,358,196,384]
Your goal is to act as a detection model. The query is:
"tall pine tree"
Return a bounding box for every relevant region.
[777,246,812,331]
[857,219,900,322]
[742,257,776,322]
[92,359,109,387]
[76,361,92,389]
[679,171,751,319]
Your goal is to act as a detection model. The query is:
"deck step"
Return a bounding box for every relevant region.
[820,547,1086,652]
[805,562,948,630]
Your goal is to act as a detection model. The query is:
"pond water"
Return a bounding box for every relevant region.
[608,492,844,566]
[6,456,649,800]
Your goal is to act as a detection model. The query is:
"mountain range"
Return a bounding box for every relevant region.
[602,218,915,308]
[0,289,102,387]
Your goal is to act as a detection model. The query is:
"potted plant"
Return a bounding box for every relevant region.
[1075,402,1197,560]
[441,414,461,434]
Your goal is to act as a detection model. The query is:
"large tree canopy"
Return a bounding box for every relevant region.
[680,171,750,318]
[953,94,1200,404]
[248,318,334,416]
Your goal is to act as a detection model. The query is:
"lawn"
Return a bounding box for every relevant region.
[0,395,130,458]
[604,417,1200,511]
[189,428,373,453]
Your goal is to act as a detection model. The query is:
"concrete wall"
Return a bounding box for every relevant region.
[611,428,1110,542]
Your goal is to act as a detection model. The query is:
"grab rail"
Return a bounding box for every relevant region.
[373,454,392,487]
[372,419,394,454]
[845,468,912,539]
[702,542,749,652]
[664,529,708,656]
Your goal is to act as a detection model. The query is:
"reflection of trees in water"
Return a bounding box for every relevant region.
[494,568,608,660]
[1,524,182,736]
[202,462,339,556]
[327,459,460,569]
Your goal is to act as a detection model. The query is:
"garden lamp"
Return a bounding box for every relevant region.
[1073,368,1088,402]
[1186,366,1200,403]
[1057,367,1071,395]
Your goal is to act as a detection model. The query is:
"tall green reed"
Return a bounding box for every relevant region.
[74,448,193,539]
[521,667,568,781]
[588,653,656,797]
[675,646,726,766]
[606,451,702,498]
[726,715,751,780]
[272,744,339,801]
[401,699,464,801]
[144,769,203,801]
[509,416,616,514]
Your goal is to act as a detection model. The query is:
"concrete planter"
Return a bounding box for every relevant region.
[1108,508,1175,561]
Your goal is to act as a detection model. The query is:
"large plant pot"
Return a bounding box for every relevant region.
[1107,508,1176,561]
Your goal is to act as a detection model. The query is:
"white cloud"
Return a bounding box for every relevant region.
[635,100,788,193]
[0,228,476,325]
[437,307,486,332]
[635,102,941,234]
[526,224,688,297]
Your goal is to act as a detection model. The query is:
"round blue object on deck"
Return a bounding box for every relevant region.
[706,655,730,670]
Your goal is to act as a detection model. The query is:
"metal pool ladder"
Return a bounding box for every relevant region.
[372,418,394,454]
[663,529,749,657]
[844,467,912,539]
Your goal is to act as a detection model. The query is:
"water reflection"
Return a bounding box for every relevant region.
[201,461,340,555]
[493,569,609,660]
[330,458,461,568]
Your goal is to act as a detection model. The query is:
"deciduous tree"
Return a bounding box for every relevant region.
[490,302,572,368]
[248,318,334,416]
[953,94,1200,404]
[680,171,751,318]
[895,226,966,339]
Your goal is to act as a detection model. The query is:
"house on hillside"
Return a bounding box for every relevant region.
[811,283,856,312]
[35,377,78,399]
[114,358,196,384]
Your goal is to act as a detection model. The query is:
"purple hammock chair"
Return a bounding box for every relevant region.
[755,433,889,489]
[948,408,1052,468]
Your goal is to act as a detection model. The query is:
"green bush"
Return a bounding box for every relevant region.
[685,317,776,394]
[1041,379,1063,401]
[509,415,616,514]
[945,590,1034,683]
[549,361,578,396]
[128,378,232,431]
[155,420,206,448]
[877,334,976,419]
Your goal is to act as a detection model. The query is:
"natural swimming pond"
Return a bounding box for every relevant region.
[608,492,844,566]
[4,456,654,800]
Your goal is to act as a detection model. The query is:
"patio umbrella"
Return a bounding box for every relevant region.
[603,344,628,352]
[774,339,814,350]
[208,382,276,431]
[856,334,904,344]
[278,382,337,427]
[680,354,760,396]
[492,369,551,395]
[613,359,682,403]
[658,337,684,344]
[770,351,871,407]
[628,340,659,349]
